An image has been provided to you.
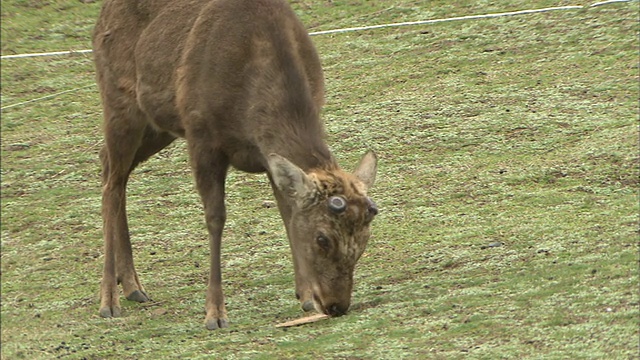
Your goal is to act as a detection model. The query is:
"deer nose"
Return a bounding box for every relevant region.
[312,289,350,316]
[366,197,378,216]
[326,302,348,317]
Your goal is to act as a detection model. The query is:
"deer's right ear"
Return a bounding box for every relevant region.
[353,150,377,190]
[267,153,316,204]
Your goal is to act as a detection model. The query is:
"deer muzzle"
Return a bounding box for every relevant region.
[312,284,351,316]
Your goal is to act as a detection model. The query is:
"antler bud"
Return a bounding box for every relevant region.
[328,196,347,213]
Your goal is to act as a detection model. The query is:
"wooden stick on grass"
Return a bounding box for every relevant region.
[275,313,331,328]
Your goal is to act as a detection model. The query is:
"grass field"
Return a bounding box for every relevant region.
[1,0,638,358]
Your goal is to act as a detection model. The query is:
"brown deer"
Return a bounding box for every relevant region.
[93,0,378,330]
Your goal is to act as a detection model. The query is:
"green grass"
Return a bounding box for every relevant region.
[2,0,638,358]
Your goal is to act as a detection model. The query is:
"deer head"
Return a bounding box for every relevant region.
[268,151,378,316]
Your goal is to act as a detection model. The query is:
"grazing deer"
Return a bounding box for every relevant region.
[93,0,378,330]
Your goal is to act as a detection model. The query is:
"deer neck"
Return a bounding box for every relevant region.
[257,121,337,172]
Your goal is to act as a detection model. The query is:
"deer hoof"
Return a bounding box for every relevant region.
[205,317,229,330]
[126,290,150,303]
[99,305,121,318]
[302,300,315,312]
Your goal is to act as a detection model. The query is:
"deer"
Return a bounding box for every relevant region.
[93,0,378,330]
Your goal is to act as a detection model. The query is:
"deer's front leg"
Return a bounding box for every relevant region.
[204,214,229,330]
[190,145,230,330]
[204,197,228,330]
[268,176,314,312]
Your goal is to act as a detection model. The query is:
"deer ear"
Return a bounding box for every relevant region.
[354,151,377,190]
[267,153,316,202]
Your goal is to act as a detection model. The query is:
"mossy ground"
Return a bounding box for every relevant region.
[1,1,638,358]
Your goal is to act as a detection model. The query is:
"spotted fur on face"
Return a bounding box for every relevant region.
[305,168,375,265]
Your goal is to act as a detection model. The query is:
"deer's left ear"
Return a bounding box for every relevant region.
[267,153,316,204]
[353,151,377,190]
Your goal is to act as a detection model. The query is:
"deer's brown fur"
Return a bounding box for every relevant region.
[93,0,378,330]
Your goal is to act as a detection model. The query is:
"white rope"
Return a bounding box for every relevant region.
[590,0,633,6]
[308,6,584,36]
[0,84,94,111]
[1,1,634,60]
[1,49,93,59]
[0,0,634,110]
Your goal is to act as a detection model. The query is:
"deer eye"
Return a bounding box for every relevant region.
[316,234,331,249]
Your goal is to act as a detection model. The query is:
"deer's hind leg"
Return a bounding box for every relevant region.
[99,104,176,318]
